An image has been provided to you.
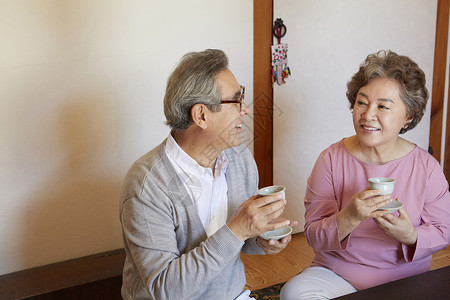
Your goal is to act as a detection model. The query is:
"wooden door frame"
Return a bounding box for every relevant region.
[253,0,273,188]
[442,1,450,182]
[255,0,450,184]
[429,0,450,181]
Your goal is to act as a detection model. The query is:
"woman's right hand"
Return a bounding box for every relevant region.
[336,189,393,241]
[346,189,394,221]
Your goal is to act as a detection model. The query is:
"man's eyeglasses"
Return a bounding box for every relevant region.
[220,86,245,112]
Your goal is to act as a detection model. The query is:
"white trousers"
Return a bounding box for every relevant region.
[280,267,357,300]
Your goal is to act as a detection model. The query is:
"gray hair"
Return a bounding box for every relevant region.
[164,49,229,131]
[346,50,429,134]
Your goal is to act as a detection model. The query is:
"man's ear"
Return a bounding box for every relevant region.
[191,104,208,129]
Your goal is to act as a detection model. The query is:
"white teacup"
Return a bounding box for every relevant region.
[257,185,286,200]
[257,185,288,239]
[368,177,395,195]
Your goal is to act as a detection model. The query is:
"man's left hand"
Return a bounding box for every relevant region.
[256,220,299,254]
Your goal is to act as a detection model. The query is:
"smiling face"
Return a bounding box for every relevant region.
[353,77,411,150]
[209,69,248,151]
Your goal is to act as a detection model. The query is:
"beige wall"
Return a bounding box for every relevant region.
[0,0,254,275]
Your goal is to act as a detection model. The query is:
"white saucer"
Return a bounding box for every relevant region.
[377,200,403,212]
[259,225,292,240]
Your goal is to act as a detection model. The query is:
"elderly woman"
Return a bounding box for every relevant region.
[281,50,450,299]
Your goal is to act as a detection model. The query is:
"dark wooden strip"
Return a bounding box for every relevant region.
[429,0,449,162]
[253,0,274,188]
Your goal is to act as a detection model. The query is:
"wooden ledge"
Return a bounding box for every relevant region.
[0,249,125,300]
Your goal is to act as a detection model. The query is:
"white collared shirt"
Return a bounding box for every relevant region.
[165,134,228,237]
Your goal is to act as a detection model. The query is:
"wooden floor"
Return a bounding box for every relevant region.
[241,232,450,290]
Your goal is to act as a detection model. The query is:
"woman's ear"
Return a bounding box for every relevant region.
[403,116,413,129]
[191,104,208,129]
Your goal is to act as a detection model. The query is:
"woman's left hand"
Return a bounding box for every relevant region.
[373,207,418,246]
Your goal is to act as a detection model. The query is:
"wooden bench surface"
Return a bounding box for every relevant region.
[0,248,125,299]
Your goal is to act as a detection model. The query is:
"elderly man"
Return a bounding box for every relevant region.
[120,49,296,300]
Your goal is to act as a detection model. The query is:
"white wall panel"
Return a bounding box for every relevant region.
[273,0,437,232]
[0,0,253,275]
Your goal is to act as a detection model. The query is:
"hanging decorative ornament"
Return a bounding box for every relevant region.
[272,18,291,86]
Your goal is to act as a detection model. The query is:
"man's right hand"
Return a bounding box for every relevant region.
[227,193,289,242]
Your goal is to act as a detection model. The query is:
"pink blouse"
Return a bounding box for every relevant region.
[305,140,450,290]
